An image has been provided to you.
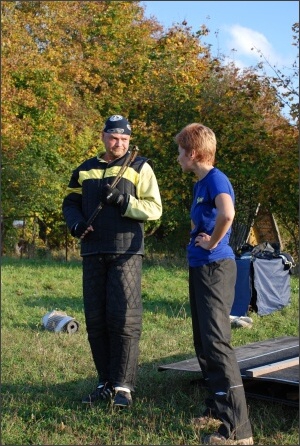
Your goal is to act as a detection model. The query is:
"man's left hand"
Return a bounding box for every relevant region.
[102,185,124,206]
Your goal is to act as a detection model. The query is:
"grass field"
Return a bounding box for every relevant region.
[1,255,299,445]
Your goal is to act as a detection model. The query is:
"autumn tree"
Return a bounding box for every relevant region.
[1,1,298,258]
[245,23,299,256]
[1,1,161,248]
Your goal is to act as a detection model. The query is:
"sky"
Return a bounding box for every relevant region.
[141,1,298,74]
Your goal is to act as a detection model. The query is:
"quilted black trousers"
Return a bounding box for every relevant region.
[189,259,253,440]
[82,254,143,392]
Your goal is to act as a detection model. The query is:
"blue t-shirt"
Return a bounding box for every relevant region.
[187,168,235,267]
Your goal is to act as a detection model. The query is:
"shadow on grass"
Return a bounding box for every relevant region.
[1,367,209,441]
[24,294,83,313]
[2,358,298,432]
[12,295,191,333]
[5,294,84,331]
[2,351,299,446]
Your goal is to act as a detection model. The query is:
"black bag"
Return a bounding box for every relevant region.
[251,242,277,259]
[252,242,296,274]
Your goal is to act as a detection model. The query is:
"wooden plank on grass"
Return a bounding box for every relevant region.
[245,357,299,377]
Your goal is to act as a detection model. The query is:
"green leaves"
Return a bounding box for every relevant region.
[1,1,298,257]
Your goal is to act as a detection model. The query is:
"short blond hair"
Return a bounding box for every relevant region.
[175,123,216,163]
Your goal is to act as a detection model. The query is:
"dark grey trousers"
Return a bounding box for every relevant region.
[83,254,143,392]
[189,259,253,440]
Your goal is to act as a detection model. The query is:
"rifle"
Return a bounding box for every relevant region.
[86,145,139,226]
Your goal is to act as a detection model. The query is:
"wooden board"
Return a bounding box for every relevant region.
[158,336,299,384]
[245,357,299,377]
[158,336,299,406]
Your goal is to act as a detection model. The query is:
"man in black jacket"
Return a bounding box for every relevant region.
[62,115,162,408]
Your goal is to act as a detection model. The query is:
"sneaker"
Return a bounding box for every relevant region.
[113,390,132,408]
[231,316,253,328]
[203,432,254,445]
[82,381,113,404]
[192,415,222,429]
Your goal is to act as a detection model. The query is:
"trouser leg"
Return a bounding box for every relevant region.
[189,271,209,382]
[189,259,252,440]
[106,254,143,391]
[83,255,110,383]
[83,254,143,392]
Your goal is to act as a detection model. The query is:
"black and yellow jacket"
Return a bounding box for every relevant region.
[62,151,162,256]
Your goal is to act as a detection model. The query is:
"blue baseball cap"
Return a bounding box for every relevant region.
[103,115,131,135]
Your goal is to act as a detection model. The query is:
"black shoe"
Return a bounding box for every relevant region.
[113,390,132,408]
[82,381,113,404]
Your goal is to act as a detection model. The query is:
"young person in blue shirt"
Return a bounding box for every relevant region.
[175,123,253,445]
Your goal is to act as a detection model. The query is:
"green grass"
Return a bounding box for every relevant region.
[1,255,299,445]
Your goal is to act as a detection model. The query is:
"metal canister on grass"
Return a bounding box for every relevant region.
[42,310,79,333]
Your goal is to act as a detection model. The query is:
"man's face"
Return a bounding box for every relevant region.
[102,132,130,160]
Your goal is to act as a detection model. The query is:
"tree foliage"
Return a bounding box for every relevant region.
[1,2,298,258]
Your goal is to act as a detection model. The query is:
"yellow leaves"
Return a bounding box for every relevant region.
[38,177,47,187]
[162,188,174,200]
[1,0,296,255]
[18,91,38,108]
